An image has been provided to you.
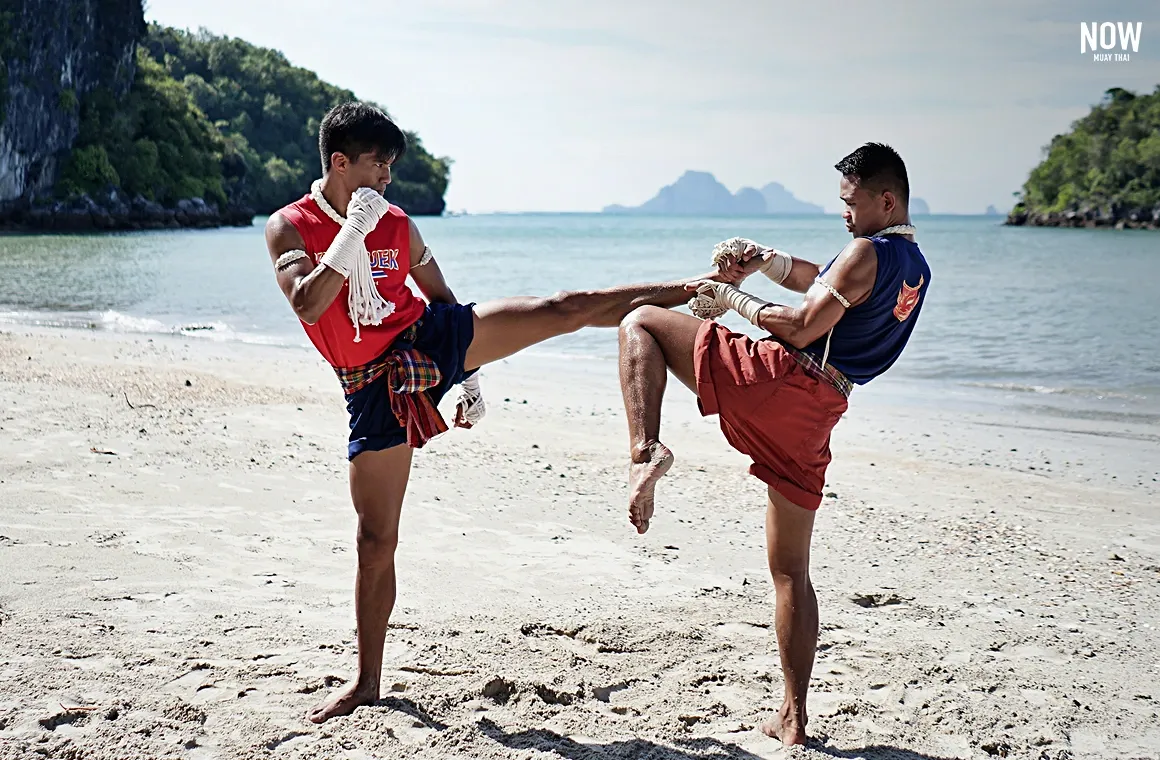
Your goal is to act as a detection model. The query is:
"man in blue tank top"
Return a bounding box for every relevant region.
[617,143,931,746]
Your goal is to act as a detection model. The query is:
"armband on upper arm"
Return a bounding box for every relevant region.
[275,249,309,272]
[814,276,851,308]
[414,245,434,267]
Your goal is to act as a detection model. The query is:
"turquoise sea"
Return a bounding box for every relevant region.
[1,214,1157,421]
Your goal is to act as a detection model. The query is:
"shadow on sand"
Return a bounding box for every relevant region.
[477,718,960,759]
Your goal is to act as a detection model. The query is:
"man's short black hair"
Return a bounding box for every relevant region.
[319,101,407,173]
[834,142,909,205]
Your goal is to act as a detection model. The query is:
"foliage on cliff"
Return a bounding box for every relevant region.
[59,22,451,215]
[61,47,227,206]
[1012,86,1160,218]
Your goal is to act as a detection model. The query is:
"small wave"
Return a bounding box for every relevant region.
[0,308,304,349]
[0,310,102,330]
[100,310,172,335]
[177,321,300,347]
[964,381,1145,402]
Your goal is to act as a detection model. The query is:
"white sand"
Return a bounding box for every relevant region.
[1,327,1158,760]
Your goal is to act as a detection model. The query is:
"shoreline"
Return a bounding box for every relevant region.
[3,313,1157,425]
[1,326,1158,759]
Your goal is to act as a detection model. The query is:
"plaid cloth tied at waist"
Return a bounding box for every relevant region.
[334,344,449,449]
[779,342,853,398]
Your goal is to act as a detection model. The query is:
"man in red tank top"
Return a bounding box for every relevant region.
[265,102,727,723]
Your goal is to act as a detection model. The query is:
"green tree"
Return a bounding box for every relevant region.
[63,47,226,206]
[141,24,451,214]
[1012,85,1160,218]
[54,21,451,216]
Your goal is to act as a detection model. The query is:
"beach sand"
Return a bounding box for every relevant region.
[1,327,1158,760]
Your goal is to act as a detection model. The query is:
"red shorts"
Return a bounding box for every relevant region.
[693,321,849,510]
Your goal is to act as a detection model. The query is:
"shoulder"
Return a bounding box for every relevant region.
[400,210,425,249]
[837,237,879,268]
[265,207,306,253]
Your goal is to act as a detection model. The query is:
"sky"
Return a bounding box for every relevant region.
[143,0,1160,214]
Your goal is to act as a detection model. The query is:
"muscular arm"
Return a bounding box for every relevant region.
[721,247,822,294]
[755,238,878,349]
[406,218,458,305]
[779,256,825,294]
[265,213,345,325]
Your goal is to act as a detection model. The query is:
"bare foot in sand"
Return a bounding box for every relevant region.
[628,441,673,534]
[760,701,807,746]
[307,682,377,724]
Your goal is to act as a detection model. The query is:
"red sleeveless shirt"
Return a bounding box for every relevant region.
[277,194,426,368]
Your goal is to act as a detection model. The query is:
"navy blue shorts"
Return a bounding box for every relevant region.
[345,302,476,460]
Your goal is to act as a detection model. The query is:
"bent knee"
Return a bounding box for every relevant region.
[356,524,399,567]
[619,305,665,332]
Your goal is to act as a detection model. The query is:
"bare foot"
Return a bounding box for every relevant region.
[760,702,807,746]
[627,442,673,534]
[307,682,377,724]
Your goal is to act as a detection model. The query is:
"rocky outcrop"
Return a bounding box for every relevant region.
[0,0,143,209]
[0,0,254,230]
[604,171,823,215]
[3,189,252,231]
[1005,203,1160,230]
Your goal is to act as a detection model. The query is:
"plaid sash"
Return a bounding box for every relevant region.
[780,342,853,398]
[334,327,449,448]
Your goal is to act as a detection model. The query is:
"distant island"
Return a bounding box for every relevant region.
[910,197,930,215]
[1007,86,1159,230]
[0,2,451,232]
[604,171,824,215]
[985,205,1001,216]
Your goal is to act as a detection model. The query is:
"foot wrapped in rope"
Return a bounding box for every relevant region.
[453,373,486,429]
[688,237,763,319]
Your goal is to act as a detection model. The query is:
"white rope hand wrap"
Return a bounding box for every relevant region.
[760,249,793,285]
[695,282,771,328]
[454,373,486,428]
[691,237,792,319]
[312,181,397,342]
[691,238,749,319]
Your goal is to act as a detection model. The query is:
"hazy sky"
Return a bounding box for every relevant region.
[144,0,1160,214]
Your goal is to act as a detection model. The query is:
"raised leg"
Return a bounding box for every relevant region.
[308,444,413,723]
[616,306,702,533]
[760,488,818,746]
[463,273,714,371]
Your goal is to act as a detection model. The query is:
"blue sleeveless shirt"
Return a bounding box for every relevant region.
[804,235,931,385]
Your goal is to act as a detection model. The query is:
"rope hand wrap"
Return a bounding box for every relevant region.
[694,282,771,328]
[689,238,749,319]
[689,237,791,318]
[454,372,486,428]
[312,180,397,342]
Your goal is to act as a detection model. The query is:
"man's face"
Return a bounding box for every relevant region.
[335,151,394,194]
[839,175,888,238]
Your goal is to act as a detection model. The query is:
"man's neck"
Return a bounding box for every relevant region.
[319,176,351,218]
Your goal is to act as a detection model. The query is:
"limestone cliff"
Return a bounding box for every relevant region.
[0,0,144,211]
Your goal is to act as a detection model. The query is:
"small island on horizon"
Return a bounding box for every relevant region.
[603,170,934,217]
[603,171,824,216]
